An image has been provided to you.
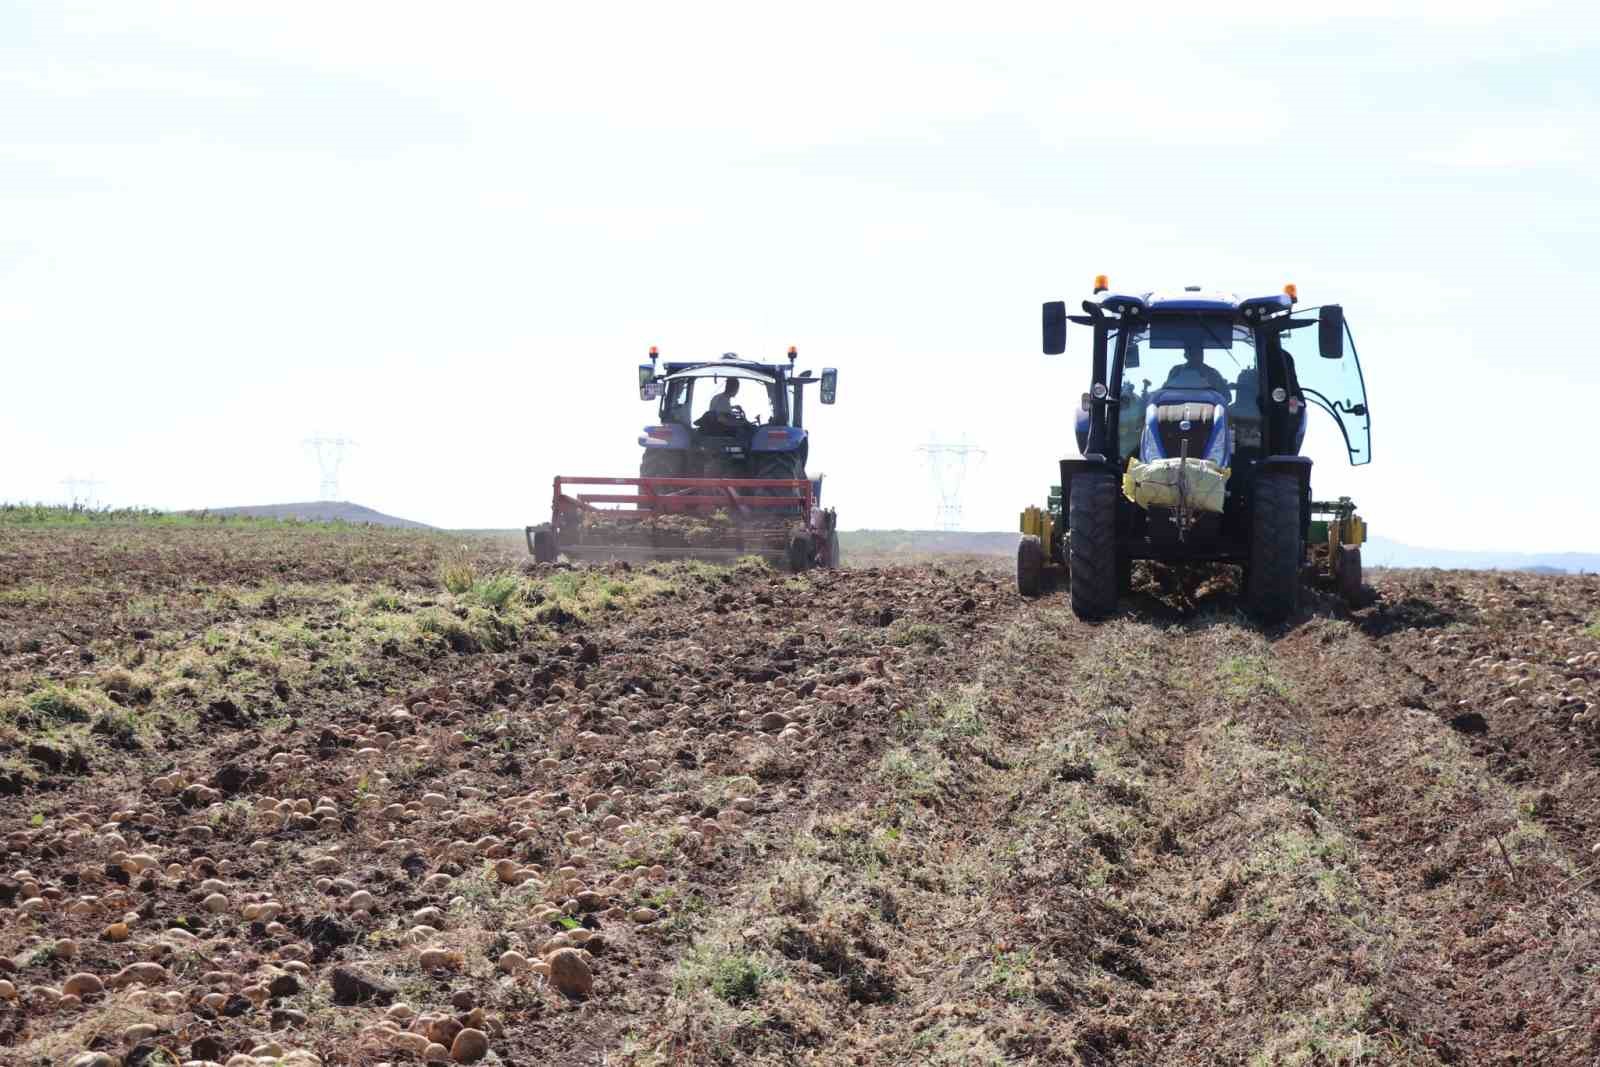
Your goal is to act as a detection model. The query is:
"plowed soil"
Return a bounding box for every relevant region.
[2,522,1598,1066]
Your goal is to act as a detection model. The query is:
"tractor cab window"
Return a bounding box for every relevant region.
[661,379,694,426]
[1116,319,1260,455]
[1277,308,1371,465]
[665,371,780,430]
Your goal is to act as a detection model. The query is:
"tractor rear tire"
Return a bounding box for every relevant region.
[1017,535,1044,598]
[1069,472,1118,620]
[640,449,683,478]
[1247,473,1302,624]
[824,529,841,569]
[1337,544,1363,607]
[532,527,557,564]
[754,452,804,498]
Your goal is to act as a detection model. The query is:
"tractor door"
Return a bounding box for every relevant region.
[1279,307,1371,465]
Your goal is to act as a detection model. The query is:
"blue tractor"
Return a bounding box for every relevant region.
[1018,278,1371,621]
[635,348,836,487]
[528,348,840,570]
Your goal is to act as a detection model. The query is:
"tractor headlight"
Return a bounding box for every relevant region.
[1091,383,1108,400]
[1271,387,1287,403]
[1206,405,1227,464]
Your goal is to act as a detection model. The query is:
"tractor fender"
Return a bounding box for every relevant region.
[638,424,691,449]
[749,426,808,452]
[1058,454,1118,519]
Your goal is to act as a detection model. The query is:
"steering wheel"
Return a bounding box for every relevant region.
[727,405,747,422]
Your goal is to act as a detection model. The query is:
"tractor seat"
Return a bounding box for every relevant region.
[1140,388,1230,467]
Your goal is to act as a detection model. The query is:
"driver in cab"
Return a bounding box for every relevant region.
[708,378,742,421]
[1163,344,1230,395]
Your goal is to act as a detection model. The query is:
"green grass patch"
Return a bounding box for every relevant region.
[0,503,337,528]
[675,944,777,1005]
[1586,613,1600,639]
[1219,654,1291,701]
[471,574,521,611]
[2,684,108,727]
[889,620,946,650]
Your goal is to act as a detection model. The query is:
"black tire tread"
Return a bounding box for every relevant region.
[1337,544,1363,606]
[1017,535,1044,597]
[1069,473,1118,619]
[532,527,557,564]
[1247,473,1302,623]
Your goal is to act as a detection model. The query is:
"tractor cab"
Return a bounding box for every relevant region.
[1061,286,1370,475]
[1025,279,1372,620]
[636,349,837,484]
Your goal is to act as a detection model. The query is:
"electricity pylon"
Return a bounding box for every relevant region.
[60,476,105,508]
[303,434,355,501]
[914,442,986,531]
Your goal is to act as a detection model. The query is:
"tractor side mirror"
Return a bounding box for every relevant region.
[1043,301,1066,355]
[638,364,656,400]
[820,368,838,405]
[1125,342,1140,369]
[1319,305,1345,359]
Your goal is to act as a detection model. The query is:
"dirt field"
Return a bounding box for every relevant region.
[2,517,1599,1066]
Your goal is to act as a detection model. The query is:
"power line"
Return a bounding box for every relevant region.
[60,475,106,508]
[302,434,356,501]
[914,442,986,531]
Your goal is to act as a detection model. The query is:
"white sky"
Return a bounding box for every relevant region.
[3,1,1598,550]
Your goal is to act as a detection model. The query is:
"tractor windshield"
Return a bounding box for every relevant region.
[660,369,780,428]
[1116,317,1258,457]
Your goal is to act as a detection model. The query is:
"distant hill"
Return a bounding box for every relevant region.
[1363,536,1598,574]
[195,501,433,529]
[842,529,1599,574]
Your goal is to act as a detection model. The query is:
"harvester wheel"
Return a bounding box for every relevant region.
[1069,472,1118,620]
[1017,535,1044,597]
[787,533,813,573]
[532,526,557,564]
[1246,473,1302,624]
[1336,544,1363,606]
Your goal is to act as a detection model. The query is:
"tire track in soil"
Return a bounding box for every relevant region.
[1266,611,1600,1064]
[0,556,1016,1066]
[634,584,1600,1066]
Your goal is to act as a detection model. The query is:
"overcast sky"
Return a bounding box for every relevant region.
[4,1,1598,550]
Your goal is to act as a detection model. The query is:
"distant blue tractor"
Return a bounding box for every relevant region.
[636,349,836,490]
[528,349,840,570]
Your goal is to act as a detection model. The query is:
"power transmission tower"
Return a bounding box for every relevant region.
[914,442,986,531]
[303,434,356,501]
[60,476,105,508]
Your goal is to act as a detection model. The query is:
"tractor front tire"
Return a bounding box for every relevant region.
[1017,535,1044,598]
[1336,544,1363,607]
[1069,472,1118,620]
[1247,473,1302,624]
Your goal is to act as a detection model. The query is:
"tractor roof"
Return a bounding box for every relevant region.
[661,360,786,379]
[1097,287,1295,320]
